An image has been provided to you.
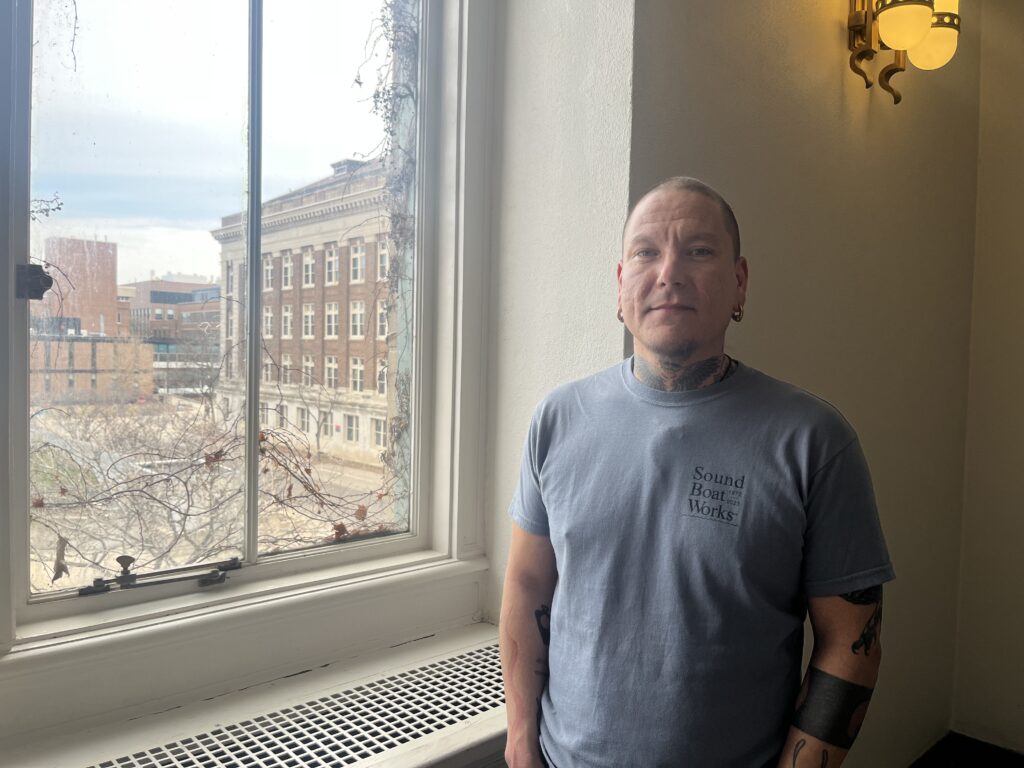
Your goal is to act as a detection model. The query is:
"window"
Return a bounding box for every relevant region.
[377,365,388,396]
[259,401,270,425]
[377,240,390,280]
[262,361,273,383]
[155,308,163,320]
[303,251,315,287]
[263,256,273,290]
[377,301,388,338]
[325,302,339,338]
[277,404,288,428]
[281,304,293,338]
[297,407,310,433]
[325,356,339,389]
[321,413,333,438]
[325,245,339,285]
[350,357,364,392]
[6,0,489,726]
[281,354,292,385]
[262,306,274,338]
[281,253,293,289]
[167,308,175,320]
[345,414,360,442]
[302,355,315,387]
[302,304,315,339]
[350,301,365,339]
[350,239,365,283]
[372,417,387,449]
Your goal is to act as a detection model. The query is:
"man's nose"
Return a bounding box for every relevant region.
[656,250,688,286]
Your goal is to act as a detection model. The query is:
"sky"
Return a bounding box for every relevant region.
[30,0,391,283]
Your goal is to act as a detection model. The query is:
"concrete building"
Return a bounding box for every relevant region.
[211,158,393,467]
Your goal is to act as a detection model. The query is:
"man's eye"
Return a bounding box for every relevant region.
[634,249,656,259]
[690,247,713,257]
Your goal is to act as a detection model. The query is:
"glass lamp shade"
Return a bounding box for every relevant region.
[908,0,960,70]
[876,0,935,51]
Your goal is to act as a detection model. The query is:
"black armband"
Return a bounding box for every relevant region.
[793,666,874,749]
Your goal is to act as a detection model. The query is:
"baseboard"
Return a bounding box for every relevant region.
[912,731,1024,767]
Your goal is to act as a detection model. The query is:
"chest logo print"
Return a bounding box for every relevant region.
[685,465,746,527]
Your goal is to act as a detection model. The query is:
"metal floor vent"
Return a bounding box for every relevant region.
[88,643,504,768]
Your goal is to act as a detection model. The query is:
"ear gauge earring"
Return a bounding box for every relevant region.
[617,308,624,323]
[731,306,744,322]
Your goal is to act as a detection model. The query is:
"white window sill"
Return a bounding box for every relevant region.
[0,623,506,768]
[0,554,489,742]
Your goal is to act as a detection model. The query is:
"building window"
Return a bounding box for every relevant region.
[377,301,388,338]
[372,417,387,449]
[226,262,234,294]
[259,401,270,424]
[263,256,273,290]
[325,302,339,338]
[262,361,273,383]
[281,253,293,289]
[155,308,163,320]
[377,365,387,396]
[225,311,234,340]
[350,301,365,339]
[350,239,365,283]
[321,413,333,438]
[325,245,339,285]
[302,355,315,386]
[281,304,292,338]
[350,357,364,392]
[302,251,315,287]
[302,304,315,338]
[345,414,359,442]
[325,356,338,389]
[298,406,309,433]
[277,403,288,428]
[262,306,274,338]
[377,241,389,281]
[281,354,292,385]
[166,308,174,320]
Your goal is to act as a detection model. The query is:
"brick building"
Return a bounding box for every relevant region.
[30,238,153,403]
[211,158,393,466]
[120,279,222,395]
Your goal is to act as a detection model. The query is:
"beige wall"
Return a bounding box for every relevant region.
[483,1,1007,764]
[954,0,1024,752]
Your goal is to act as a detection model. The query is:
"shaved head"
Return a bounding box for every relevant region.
[623,177,740,261]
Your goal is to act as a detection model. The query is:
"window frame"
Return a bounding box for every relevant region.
[1,0,497,736]
[349,300,366,339]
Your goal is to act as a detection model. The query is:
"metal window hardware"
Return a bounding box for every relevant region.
[15,263,54,300]
[78,556,241,596]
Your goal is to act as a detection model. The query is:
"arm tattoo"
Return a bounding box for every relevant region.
[792,739,806,766]
[535,604,551,646]
[793,667,873,749]
[840,585,883,656]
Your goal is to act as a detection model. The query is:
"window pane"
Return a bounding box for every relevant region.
[251,0,418,556]
[27,0,248,595]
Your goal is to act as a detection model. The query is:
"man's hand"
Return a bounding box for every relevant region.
[500,522,557,768]
[777,585,885,767]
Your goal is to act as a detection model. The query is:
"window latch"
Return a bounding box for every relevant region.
[77,556,242,596]
[15,263,54,300]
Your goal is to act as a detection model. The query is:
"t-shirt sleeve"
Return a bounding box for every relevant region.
[507,409,551,536]
[803,438,895,597]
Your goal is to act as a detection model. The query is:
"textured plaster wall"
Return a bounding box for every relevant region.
[627,1,980,765]
[482,0,633,620]
[953,0,1024,752]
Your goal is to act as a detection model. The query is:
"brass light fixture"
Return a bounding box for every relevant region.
[848,0,962,104]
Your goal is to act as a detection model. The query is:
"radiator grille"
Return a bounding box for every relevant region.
[89,643,503,768]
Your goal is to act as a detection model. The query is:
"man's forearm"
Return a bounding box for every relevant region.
[499,580,552,768]
[778,588,884,767]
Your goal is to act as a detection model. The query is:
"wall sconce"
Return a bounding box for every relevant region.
[848,0,961,104]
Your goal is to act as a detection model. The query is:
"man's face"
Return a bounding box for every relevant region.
[617,187,748,363]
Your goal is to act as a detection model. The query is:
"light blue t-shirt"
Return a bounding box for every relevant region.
[509,358,895,768]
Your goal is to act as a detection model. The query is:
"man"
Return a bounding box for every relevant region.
[499,177,895,767]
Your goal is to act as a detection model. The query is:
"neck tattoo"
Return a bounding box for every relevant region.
[634,353,735,393]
